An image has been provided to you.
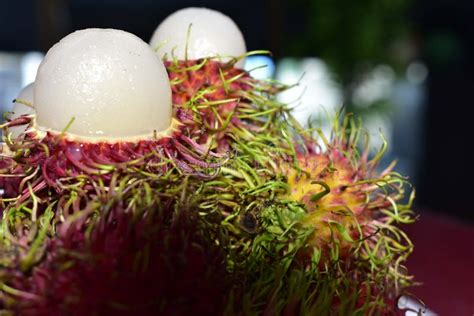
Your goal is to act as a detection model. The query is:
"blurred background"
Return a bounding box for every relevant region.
[0,0,473,314]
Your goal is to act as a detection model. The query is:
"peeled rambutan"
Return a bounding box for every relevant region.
[165,58,288,151]
[277,117,415,311]
[0,28,225,202]
[282,117,414,259]
[151,8,288,151]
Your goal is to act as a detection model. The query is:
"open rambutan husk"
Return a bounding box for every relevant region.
[0,113,227,204]
[0,56,289,201]
[191,113,416,314]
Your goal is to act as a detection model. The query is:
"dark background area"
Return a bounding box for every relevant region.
[1,1,473,313]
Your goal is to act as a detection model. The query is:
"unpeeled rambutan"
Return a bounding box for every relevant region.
[165,58,286,151]
[191,114,415,314]
[150,7,247,68]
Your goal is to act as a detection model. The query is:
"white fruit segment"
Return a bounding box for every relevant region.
[150,7,247,68]
[34,28,172,140]
[10,83,35,138]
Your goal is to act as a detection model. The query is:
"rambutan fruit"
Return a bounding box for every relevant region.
[0,28,225,201]
[281,117,414,258]
[151,8,289,151]
[0,174,230,316]
[189,114,415,314]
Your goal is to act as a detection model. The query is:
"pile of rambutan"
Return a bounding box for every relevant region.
[1,7,417,316]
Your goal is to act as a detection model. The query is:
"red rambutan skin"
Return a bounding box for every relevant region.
[2,202,229,316]
[167,60,252,105]
[25,131,178,186]
[166,60,262,150]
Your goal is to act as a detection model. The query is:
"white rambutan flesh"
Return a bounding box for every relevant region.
[150,7,247,68]
[34,28,172,141]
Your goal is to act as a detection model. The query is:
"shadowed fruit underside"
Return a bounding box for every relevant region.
[0,60,416,315]
[0,179,229,316]
[191,115,416,314]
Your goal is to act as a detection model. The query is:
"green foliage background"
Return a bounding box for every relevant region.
[285,0,414,113]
